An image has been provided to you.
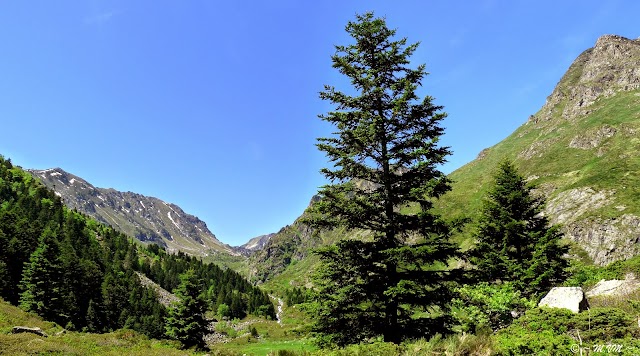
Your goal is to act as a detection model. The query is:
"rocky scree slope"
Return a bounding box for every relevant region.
[30,167,236,256]
[440,34,640,265]
[236,233,275,256]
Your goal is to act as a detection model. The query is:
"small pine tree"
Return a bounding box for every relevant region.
[164,269,208,350]
[470,160,568,296]
[85,299,104,332]
[19,227,65,324]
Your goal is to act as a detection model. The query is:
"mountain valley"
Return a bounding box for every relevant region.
[4,31,640,355]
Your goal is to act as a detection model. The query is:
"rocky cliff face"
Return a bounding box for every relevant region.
[534,35,640,124]
[29,168,236,256]
[238,233,275,254]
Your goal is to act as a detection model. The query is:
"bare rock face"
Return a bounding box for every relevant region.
[565,215,640,265]
[569,125,617,150]
[236,233,275,255]
[536,35,640,123]
[543,186,640,265]
[546,187,613,225]
[539,287,589,313]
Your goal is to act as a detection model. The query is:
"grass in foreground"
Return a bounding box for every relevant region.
[0,298,198,356]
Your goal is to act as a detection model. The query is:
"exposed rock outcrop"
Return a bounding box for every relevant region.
[586,273,640,297]
[236,233,275,255]
[12,326,48,337]
[546,187,614,225]
[565,215,640,265]
[569,125,617,150]
[536,35,640,123]
[135,272,179,308]
[542,186,640,265]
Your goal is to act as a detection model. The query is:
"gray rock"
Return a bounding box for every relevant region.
[539,287,589,313]
[569,125,617,150]
[564,214,640,265]
[586,273,640,297]
[11,326,48,337]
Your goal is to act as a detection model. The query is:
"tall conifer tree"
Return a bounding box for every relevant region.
[310,12,459,346]
[471,160,567,296]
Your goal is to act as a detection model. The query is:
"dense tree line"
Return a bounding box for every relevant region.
[141,244,275,320]
[0,155,274,343]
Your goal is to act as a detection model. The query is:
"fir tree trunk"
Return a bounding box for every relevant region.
[384,261,399,343]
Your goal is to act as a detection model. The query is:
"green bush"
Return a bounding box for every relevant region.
[215,321,238,338]
[496,307,640,355]
[575,308,639,341]
[564,258,623,287]
[451,282,535,332]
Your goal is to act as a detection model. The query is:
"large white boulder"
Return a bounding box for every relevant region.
[538,287,589,313]
[586,273,640,297]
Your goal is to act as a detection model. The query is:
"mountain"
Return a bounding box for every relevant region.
[29,167,237,256]
[239,233,275,253]
[246,196,349,284]
[439,34,640,265]
[249,34,640,285]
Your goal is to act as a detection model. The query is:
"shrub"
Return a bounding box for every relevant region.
[451,282,535,332]
[496,307,640,355]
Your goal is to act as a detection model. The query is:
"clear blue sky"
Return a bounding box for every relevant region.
[2,1,639,246]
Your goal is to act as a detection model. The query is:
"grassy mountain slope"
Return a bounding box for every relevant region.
[439,35,640,265]
[0,299,192,356]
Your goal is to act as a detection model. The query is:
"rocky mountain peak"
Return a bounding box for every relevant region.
[532,35,640,125]
[29,167,237,257]
[236,233,275,255]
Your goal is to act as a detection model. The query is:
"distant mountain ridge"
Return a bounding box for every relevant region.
[29,167,237,256]
[239,233,275,253]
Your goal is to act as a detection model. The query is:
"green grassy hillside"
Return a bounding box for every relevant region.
[439,36,640,265]
[442,89,640,220]
[0,299,193,356]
